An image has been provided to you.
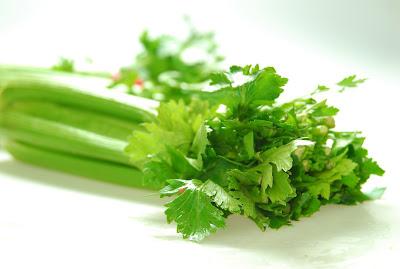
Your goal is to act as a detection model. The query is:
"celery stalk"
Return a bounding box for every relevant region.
[4,140,155,189]
[0,111,130,165]
[0,66,158,123]
[7,101,141,140]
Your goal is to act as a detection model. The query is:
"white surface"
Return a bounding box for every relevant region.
[1,0,400,268]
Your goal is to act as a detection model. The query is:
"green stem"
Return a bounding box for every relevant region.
[7,100,141,140]
[4,140,154,189]
[0,65,158,123]
[0,111,130,165]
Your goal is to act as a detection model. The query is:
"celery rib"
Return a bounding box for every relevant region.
[8,101,141,140]
[0,111,130,165]
[0,66,158,123]
[4,140,154,189]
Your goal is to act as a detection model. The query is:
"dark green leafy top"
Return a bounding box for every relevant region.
[125,65,384,241]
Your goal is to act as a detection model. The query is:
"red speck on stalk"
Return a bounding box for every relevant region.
[178,187,186,194]
[135,78,144,87]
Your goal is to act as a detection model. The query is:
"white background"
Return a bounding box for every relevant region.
[1,1,400,268]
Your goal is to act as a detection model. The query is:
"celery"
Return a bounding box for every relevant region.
[0,65,158,123]
[4,140,155,189]
[0,66,159,186]
[7,101,142,140]
[0,111,130,165]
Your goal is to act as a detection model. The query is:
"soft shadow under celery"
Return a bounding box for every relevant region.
[0,159,164,206]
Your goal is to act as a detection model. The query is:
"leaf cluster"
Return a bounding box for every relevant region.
[126,65,384,240]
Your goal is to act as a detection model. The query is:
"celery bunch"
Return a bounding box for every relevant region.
[0,64,384,242]
[0,66,158,189]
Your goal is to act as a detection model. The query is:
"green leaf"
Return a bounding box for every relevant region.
[265,170,294,203]
[227,169,261,186]
[258,163,273,191]
[317,159,358,182]
[229,190,257,218]
[268,217,289,229]
[308,183,331,200]
[160,178,193,197]
[210,72,231,86]
[160,178,241,240]
[191,123,209,159]
[341,172,359,188]
[332,132,362,152]
[126,100,194,168]
[200,180,241,212]
[245,67,287,105]
[165,188,225,241]
[142,160,176,188]
[209,66,288,114]
[126,100,210,169]
[337,75,366,91]
[361,159,385,176]
[309,159,358,199]
[229,65,242,73]
[166,146,201,175]
[242,65,252,75]
[243,131,255,159]
[302,198,321,216]
[315,85,329,93]
[261,141,297,172]
[311,100,339,117]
